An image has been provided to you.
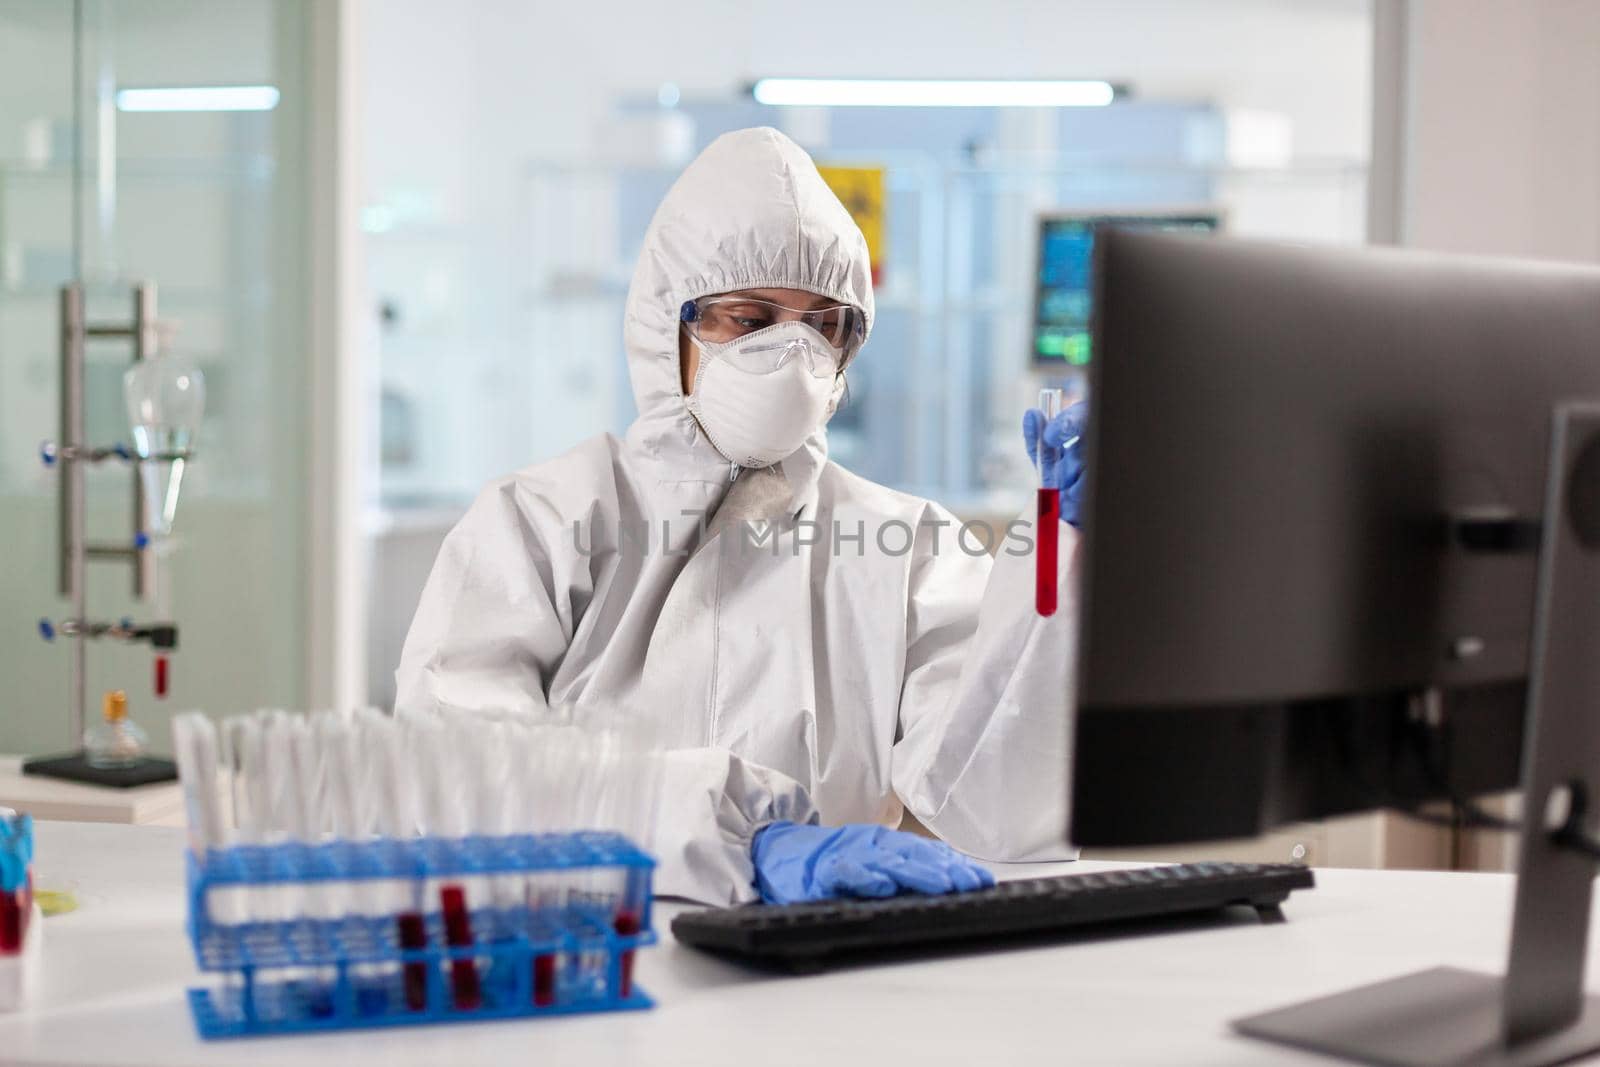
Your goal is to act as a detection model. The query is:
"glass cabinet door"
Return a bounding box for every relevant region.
[0,0,314,755]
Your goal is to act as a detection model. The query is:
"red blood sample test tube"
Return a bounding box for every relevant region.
[1,826,31,954]
[397,911,429,1011]
[1037,488,1060,617]
[532,954,556,1007]
[440,886,481,1010]
[154,655,169,698]
[613,910,642,999]
[1035,388,1064,618]
[1,886,23,953]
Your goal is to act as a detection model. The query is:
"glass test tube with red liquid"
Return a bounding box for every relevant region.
[440,885,482,1010]
[397,911,429,1011]
[1036,388,1063,617]
[1,811,33,957]
[613,909,641,999]
[0,870,30,955]
[532,951,557,1007]
[610,866,649,1000]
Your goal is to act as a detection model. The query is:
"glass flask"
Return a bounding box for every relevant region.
[85,690,149,769]
[123,355,205,537]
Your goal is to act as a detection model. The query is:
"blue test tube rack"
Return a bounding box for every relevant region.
[184,831,656,1039]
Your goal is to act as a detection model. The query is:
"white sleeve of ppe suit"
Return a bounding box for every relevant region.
[395,480,576,717]
[889,506,1080,862]
[651,748,819,905]
[395,479,818,905]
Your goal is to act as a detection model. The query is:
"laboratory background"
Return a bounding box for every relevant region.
[2,0,1598,876]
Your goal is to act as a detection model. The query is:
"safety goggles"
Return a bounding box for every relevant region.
[680,295,864,374]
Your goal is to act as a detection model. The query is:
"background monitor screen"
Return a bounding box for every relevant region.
[1032,211,1222,366]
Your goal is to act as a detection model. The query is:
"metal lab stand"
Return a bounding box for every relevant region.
[27,282,180,786]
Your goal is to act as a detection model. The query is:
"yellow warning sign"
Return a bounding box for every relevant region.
[817,164,887,285]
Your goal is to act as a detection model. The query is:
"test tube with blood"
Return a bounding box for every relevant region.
[440,885,481,1010]
[397,911,429,1011]
[612,748,651,1001]
[0,810,32,957]
[369,717,429,1012]
[1036,388,1064,617]
[613,889,643,999]
[411,713,470,1011]
[520,724,563,1007]
[469,720,522,1003]
[0,869,28,956]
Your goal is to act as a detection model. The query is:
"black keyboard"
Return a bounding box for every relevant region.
[671,862,1314,970]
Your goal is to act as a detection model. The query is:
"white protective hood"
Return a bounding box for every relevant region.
[397,128,1079,905]
[621,126,873,506]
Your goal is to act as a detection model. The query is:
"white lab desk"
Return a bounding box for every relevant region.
[0,758,185,826]
[4,822,1598,1067]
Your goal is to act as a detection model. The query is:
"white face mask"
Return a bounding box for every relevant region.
[685,321,845,468]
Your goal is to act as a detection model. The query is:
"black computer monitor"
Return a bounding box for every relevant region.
[1032,210,1221,367]
[1069,228,1600,1065]
[1070,230,1600,845]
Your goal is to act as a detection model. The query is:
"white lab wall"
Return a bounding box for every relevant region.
[1399,0,1600,261]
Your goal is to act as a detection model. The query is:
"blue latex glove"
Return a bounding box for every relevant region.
[752,821,996,905]
[1023,400,1089,527]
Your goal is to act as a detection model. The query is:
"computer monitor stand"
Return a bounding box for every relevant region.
[1234,402,1600,1067]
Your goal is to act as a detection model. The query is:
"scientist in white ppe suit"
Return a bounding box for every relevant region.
[397,127,1082,906]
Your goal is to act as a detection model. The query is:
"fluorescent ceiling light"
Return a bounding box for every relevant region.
[751,78,1117,108]
[115,86,280,112]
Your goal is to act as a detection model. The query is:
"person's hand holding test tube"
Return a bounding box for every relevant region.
[1023,390,1089,616]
